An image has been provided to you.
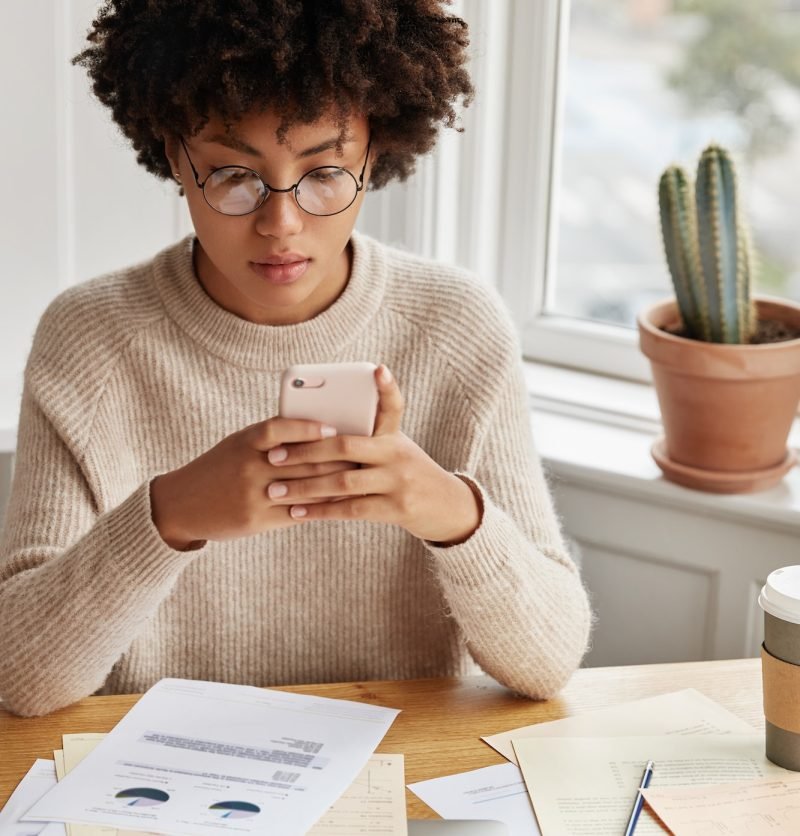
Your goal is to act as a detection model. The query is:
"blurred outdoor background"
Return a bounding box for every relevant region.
[555,0,800,326]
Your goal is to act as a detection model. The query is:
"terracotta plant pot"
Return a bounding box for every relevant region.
[638,296,800,493]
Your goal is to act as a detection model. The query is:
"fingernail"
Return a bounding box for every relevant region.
[320,425,337,438]
[268,482,288,498]
[379,365,392,384]
[268,446,288,464]
[290,505,307,518]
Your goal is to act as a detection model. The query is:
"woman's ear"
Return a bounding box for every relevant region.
[163,135,182,184]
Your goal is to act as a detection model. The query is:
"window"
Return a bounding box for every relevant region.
[522,0,800,379]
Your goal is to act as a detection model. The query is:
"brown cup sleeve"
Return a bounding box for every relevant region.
[762,644,800,734]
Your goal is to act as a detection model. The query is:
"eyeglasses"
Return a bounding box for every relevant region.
[179,136,371,217]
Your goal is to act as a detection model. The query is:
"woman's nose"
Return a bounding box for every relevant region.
[253,189,304,237]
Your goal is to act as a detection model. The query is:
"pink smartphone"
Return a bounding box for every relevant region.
[279,362,379,436]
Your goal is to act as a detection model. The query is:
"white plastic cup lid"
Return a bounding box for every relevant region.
[759,566,800,625]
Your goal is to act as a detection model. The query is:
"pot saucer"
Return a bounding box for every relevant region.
[651,438,798,494]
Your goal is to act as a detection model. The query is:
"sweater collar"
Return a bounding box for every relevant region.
[151,231,386,370]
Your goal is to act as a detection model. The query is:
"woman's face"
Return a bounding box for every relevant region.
[166,109,372,325]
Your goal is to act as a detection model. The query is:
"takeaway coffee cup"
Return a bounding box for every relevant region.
[759,566,800,770]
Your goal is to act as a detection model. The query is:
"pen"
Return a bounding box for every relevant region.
[623,759,654,836]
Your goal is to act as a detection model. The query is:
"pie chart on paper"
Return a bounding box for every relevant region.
[114,787,170,807]
[209,800,261,819]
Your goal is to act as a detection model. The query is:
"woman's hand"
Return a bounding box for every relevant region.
[149,418,355,550]
[264,366,483,545]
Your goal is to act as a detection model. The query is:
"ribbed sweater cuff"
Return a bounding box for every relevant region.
[103,480,203,587]
[425,474,515,587]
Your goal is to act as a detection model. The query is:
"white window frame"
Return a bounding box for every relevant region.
[499,0,651,382]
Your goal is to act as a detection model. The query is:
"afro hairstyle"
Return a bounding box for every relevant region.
[73,0,475,189]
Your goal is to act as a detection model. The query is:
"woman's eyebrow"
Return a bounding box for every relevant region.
[204,133,351,159]
[296,137,352,158]
[205,133,261,156]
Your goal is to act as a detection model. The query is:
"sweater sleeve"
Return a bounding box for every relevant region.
[0,388,201,716]
[424,355,592,700]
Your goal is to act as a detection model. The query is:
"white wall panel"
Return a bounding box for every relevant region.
[0,2,60,382]
[0,1,189,388]
[577,540,714,666]
[67,0,189,284]
[550,474,799,667]
[746,578,767,659]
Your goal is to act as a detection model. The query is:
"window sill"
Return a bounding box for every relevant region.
[526,362,800,533]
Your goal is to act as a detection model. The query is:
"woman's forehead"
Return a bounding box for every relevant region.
[193,109,368,154]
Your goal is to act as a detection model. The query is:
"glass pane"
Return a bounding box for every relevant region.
[553,0,800,328]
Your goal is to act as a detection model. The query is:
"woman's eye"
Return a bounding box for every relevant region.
[208,171,257,193]
[223,169,252,182]
[308,169,344,183]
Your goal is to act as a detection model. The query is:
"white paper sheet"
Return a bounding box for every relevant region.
[513,733,795,836]
[407,763,540,836]
[483,688,755,764]
[0,759,66,836]
[23,678,399,836]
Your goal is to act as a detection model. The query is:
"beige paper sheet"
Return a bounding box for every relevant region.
[642,774,800,835]
[513,733,794,836]
[483,688,755,764]
[54,750,66,781]
[62,735,106,773]
[60,733,407,836]
[308,754,407,835]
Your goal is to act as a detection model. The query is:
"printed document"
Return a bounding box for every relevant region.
[483,688,754,764]
[513,733,795,835]
[23,678,399,836]
[642,774,800,835]
[407,762,540,836]
[58,735,407,836]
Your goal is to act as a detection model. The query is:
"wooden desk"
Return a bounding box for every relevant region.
[0,658,763,818]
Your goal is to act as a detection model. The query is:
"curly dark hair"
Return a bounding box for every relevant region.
[72,0,474,189]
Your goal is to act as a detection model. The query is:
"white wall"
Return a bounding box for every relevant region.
[1,2,190,388]
[2,2,60,385]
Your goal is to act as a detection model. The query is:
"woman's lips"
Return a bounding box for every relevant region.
[249,259,310,284]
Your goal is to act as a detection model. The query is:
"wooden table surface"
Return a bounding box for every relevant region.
[0,657,763,818]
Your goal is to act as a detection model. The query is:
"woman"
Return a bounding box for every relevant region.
[0,0,590,716]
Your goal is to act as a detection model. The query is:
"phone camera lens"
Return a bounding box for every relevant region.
[292,378,305,388]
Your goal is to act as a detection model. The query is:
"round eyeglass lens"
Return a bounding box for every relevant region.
[296,167,358,216]
[205,168,266,215]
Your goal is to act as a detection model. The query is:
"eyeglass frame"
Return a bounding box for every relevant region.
[178,135,372,217]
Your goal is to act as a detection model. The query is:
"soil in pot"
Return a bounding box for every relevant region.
[664,319,800,344]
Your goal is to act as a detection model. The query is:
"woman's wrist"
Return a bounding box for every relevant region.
[430,473,483,548]
[149,473,204,552]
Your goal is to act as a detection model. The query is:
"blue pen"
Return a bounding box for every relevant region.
[624,760,654,836]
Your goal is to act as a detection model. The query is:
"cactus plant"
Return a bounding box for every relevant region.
[658,144,756,343]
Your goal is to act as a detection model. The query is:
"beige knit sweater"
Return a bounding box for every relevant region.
[0,232,590,716]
